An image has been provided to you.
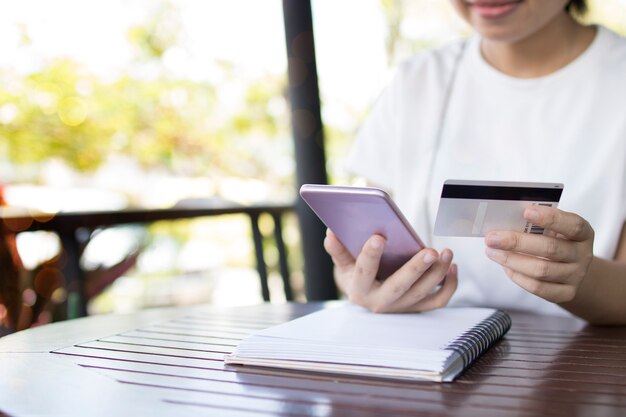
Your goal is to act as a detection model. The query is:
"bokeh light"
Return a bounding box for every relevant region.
[34,267,63,299]
[22,288,37,307]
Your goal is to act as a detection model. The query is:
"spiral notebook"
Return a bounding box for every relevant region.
[225,304,511,382]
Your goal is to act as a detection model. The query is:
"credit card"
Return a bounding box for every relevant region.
[433,180,564,237]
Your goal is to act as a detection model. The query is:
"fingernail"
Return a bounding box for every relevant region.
[486,233,502,247]
[525,208,540,221]
[370,236,382,249]
[441,249,452,263]
[485,248,501,259]
[423,252,437,264]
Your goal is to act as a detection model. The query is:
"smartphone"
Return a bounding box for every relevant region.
[300,184,425,280]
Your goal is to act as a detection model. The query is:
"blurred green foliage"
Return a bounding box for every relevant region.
[0,1,291,188]
[1,59,212,172]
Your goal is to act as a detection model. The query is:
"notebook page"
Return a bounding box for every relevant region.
[254,304,495,351]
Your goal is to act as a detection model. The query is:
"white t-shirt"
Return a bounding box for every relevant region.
[346,26,626,316]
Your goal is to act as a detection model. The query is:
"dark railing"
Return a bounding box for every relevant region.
[0,201,295,322]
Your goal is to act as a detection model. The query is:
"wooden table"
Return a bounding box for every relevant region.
[1,302,625,417]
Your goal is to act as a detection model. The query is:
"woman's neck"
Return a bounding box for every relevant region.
[481,14,597,78]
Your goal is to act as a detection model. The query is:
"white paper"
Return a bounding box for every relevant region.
[229,304,498,376]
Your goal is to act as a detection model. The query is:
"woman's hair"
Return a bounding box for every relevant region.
[566,0,588,16]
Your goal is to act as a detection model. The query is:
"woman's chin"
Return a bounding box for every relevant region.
[472,25,530,43]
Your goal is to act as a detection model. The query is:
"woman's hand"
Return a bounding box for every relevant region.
[324,229,458,313]
[484,205,594,304]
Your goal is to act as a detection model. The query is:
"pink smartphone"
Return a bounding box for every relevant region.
[300,184,425,280]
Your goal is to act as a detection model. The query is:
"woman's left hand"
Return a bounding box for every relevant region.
[484,205,595,304]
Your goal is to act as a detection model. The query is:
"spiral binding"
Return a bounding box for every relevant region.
[444,311,512,368]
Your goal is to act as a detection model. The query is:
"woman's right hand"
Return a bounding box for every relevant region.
[323,229,458,313]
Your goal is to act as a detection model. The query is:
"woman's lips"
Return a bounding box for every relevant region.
[469,1,522,19]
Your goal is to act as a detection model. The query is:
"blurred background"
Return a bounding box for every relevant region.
[1,0,625,333]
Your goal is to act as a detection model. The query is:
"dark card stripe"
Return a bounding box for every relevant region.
[441,185,563,202]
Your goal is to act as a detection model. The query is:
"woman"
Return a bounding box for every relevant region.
[324,0,626,324]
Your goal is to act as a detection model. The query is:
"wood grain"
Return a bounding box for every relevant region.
[2,303,625,417]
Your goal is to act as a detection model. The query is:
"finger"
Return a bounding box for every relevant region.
[370,248,441,312]
[349,235,385,301]
[524,206,593,242]
[485,248,577,284]
[395,248,453,304]
[504,267,577,303]
[395,262,459,313]
[380,249,453,312]
[485,231,577,262]
[323,229,355,268]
